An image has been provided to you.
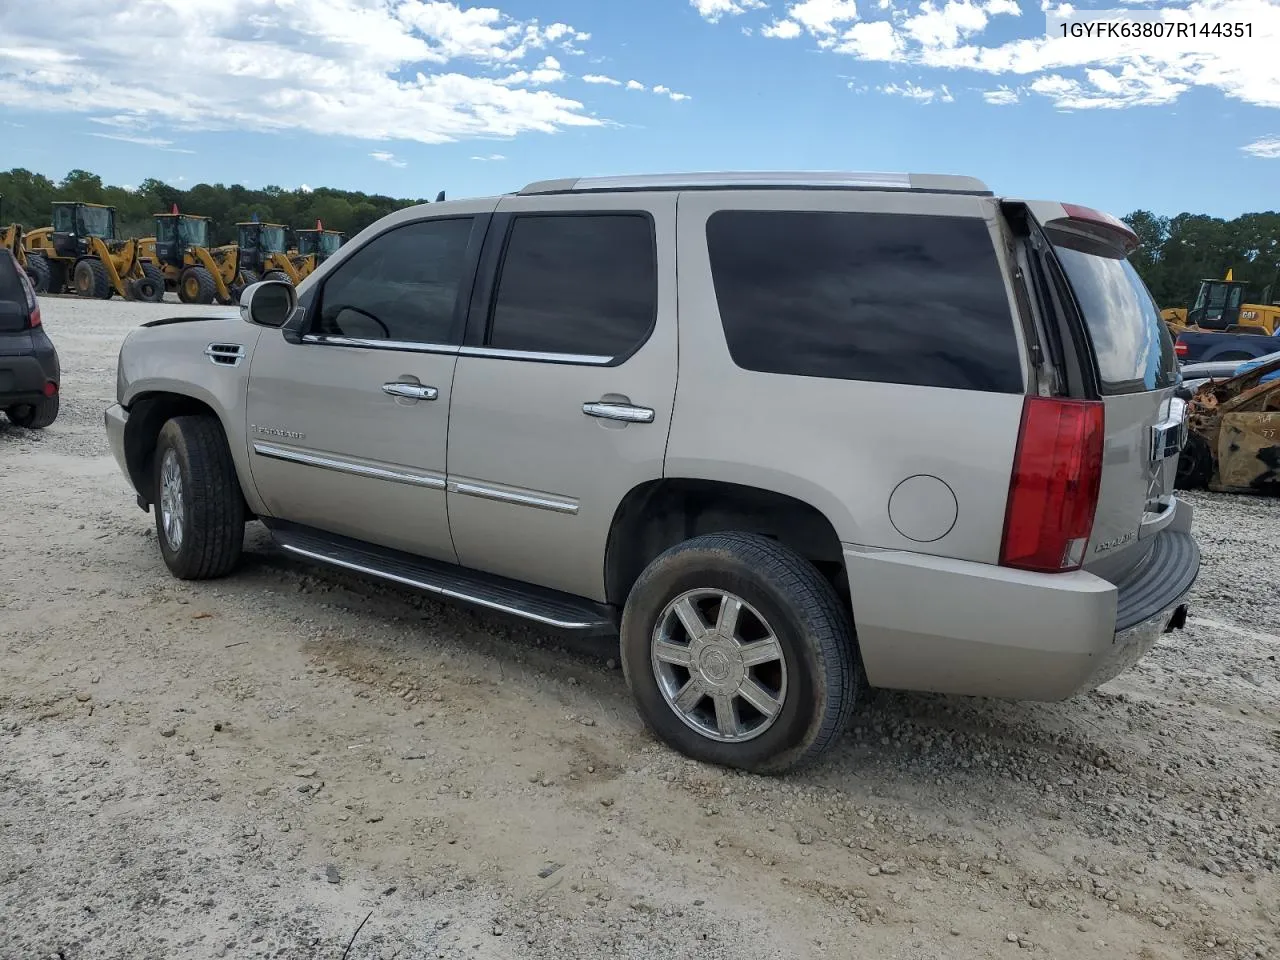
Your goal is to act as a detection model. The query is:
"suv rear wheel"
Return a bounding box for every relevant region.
[6,396,59,429]
[620,531,859,774]
[152,414,245,579]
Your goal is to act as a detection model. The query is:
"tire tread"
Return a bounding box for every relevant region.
[156,414,244,579]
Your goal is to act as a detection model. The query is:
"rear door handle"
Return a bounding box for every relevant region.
[382,382,438,401]
[582,401,654,423]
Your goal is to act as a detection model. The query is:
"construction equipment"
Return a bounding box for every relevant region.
[286,222,345,282]
[137,208,240,305]
[21,202,146,299]
[0,195,27,274]
[235,218,299,288]
[1175,353,1280,495]
[1161,269,1280,338]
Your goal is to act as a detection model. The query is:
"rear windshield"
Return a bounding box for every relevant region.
[0,253,29,331]
[1052,238,1178,395]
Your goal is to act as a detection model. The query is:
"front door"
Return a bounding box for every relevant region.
[444,192,679,601]
[244,205,493,562]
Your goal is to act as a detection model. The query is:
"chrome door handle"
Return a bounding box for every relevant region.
[382,382,438,401]
[582,401,654,423]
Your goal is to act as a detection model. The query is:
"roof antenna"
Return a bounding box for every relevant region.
[435,191,445,202]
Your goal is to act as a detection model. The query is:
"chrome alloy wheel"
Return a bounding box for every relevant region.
[159,446,185,550]
[650,589,787,743]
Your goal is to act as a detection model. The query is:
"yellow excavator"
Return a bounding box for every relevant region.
[22,202,146,298]
[136,207,240,305]
[1161,269,1280,338]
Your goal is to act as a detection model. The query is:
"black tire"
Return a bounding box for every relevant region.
[179,266,217,305]
[73,258,111,299]
[1175,432,1214,490]
[619,531,859,774]
[6,395,59,429]
[228,269,260,305]
[262,270,292,285]
[132,264,166,303]
[151,414,246,579]
[25,254,51,293]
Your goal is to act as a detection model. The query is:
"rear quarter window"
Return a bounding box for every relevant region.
[704,209,1024,393]
[0,252,24,303]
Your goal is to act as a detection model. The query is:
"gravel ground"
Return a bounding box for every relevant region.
[1,296,1278,960]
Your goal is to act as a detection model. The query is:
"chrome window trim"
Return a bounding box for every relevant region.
[457,345,613,365]
[252,442,446,490]
[449,479,579,515]
[301,333,460,356]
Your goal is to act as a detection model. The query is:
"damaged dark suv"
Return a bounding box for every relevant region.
[0,248,60,429]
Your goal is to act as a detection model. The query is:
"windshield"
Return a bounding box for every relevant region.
[261,226,287,253]
[1053,241,1179,395]
[319,233,342,256]
[179,218,209,249]
[77,206,114,237]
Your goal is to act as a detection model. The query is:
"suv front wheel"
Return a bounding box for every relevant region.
[152,414,246,579]
[620,532,860,774]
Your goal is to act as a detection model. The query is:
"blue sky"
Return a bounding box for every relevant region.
[1,0,1277,218]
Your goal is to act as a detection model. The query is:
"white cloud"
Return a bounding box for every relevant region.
[982,85,1019,104]
[370,150,407,167]
[879,80,954,102]
[0,0,611,148]
[653,84,693,101]
[582,73,622,85]
[626,79,647,91]
[742,0,1280,111]
[1241,136,1280,158]
[470,153,507,160]
[690,0,768,21]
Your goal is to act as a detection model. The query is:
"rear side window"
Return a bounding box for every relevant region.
[0,252,25,303]
[1050,238,1178,395]
[488,214,656,359]
[705,210,1024,393]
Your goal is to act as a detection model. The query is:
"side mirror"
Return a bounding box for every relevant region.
[239,280,296,329]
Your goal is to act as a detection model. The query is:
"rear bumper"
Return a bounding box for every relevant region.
[0,342,58,406]
[844,522,1200,701]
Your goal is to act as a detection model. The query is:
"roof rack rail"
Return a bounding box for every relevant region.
[518,171,991,196]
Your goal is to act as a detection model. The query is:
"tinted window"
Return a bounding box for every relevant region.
[1052,240,1178,395]
[488,214,656,357]
[314,217,473,344]
[706,210,1023,392]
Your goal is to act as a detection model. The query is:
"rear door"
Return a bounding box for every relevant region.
[1025,202,1182,577]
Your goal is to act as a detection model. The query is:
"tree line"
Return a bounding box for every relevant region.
[0,167,436,248]
[3,167,1277,310]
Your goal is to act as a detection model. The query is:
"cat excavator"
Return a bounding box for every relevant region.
[136,206,240,304]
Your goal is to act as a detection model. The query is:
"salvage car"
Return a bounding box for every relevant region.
[104,171,1199,773]
[1175,354,1280,494]
[0,247,59,428]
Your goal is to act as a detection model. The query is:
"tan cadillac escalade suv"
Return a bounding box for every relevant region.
[104,171,1200,773]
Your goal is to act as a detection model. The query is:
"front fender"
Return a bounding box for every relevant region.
[118,317,268,513]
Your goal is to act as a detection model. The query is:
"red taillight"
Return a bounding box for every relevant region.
[1174,340,1187,357]
[42,380,57,397]
[28,303,41,328]
[1000,396,1105,573]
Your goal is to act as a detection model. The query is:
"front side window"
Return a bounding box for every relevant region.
[314,217,474,344]
[52,206,74,233]
[706,210,1024,392]
[487,213,657,358]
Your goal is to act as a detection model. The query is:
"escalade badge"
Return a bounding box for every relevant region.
[252,424,306,440]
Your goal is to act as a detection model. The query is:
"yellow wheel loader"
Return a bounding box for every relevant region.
[1,195,28,275]
[1161,269,1280,338]
[136,211,240,305]
[22,202,145,299]
[286,225,345,282]
[235,219,300,289]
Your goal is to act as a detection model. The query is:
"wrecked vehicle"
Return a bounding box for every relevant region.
[1176,354,1280,494]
